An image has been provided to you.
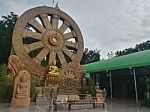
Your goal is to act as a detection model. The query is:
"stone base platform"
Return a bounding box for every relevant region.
[11,98,30,107]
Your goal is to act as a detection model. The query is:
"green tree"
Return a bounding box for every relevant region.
[115,40,150,57]
[0,64,8,97]
[0,12,18,64]
[81,48,100,65]
[80,77,96,97]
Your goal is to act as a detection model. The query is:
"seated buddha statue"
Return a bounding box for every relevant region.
[48,60,59,77]
[16,74,28,99]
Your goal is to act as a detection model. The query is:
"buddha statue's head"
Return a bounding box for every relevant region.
[18,70,29,83]
[52,60,56,66]
[21,74,28,83]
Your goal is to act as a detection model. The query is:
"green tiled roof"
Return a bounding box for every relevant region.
[83,50,150,73]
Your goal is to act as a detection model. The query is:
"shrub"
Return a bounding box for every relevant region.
[0,64,8,97]
[0,64,13,102]
[81,78,87,94]
[30,74,36,101]
[80,77,96,97]
[86,78,96,97]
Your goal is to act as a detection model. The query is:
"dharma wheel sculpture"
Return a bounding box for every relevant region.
[11,6,84,94]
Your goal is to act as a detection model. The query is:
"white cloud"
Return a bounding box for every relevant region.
[0,0,150,59]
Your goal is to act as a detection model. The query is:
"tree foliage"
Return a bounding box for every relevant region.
[115,40,150,57]
[81,48,100,65]
[81,77,96,97]
[0,12,18,64]
[0,64,8,97]
[0,64,13,101]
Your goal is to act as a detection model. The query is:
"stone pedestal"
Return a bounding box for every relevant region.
[11,98,30,107]
[36,94,47,106]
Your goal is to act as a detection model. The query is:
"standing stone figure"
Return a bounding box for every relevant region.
[11,70,31,106]
[95,82,103,95]
[95,82,105,103]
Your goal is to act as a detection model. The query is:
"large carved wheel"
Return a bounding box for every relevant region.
[12,6,84,74]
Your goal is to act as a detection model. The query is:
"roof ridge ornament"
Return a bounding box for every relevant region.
[55,2,60,9]
[51,0,60,9]
[53,0,55,4]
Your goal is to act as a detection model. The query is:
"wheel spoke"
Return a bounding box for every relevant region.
[57,51,66,67]
[63,74,67,78]
[58,21,69,33]
[49,51,56,65]
[24,41,43,53]
[65,41,78,49]
[23,29,42,40]
[63,31,76,40]
[40,14,52,29]
[33,48,49,64]
[28,18,46,33]
[63,46,75,61]
[51,15,59,29]
[63,32,74,40]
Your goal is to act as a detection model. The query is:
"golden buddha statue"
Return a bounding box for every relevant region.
[45,60,59,86]
[48,60,59,77]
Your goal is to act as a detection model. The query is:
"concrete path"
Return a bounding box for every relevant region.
[0,101,150,112]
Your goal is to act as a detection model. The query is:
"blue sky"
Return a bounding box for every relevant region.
[0,0,150,59]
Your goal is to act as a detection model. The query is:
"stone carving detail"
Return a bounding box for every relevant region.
[95,82,105,103]
[59,64,84,94]
[11,70,31,106]
[7,55,26,79]
[16,74,29,98]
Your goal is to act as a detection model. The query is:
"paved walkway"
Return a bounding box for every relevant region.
[0,100,150,112]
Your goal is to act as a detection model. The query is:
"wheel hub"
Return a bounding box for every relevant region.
[42,30,64,51]
[49,35,59,46]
